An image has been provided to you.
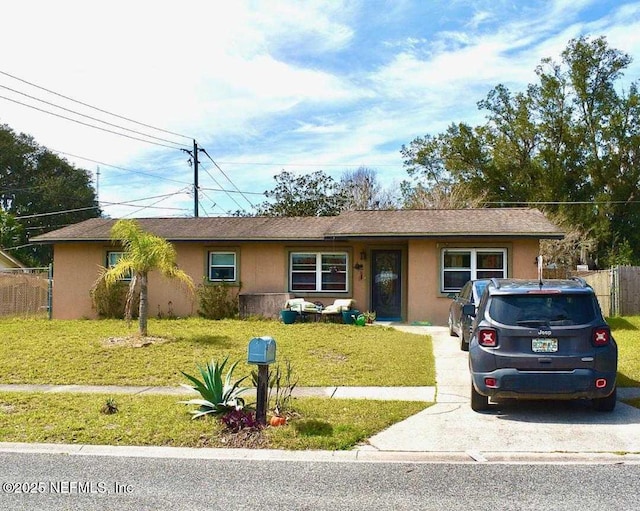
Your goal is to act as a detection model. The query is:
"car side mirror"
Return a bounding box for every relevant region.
[462,303,476,317]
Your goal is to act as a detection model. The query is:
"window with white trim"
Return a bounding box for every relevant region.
[208,252,236,282]
[290,252,348,292]
[106,251,132,281]
[441,248,507,292]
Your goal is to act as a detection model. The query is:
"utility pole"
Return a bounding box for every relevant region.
[182,140,202,217]
[193,139,199,218]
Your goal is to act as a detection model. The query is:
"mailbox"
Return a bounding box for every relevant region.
[248,336,276,365]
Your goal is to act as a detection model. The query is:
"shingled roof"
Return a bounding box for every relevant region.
[31,208,563,243]
[325,209,564,238]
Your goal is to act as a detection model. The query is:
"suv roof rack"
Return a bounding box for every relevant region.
[490,277,502,289]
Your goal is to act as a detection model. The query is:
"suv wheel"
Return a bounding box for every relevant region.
[471,383,489,412]
[592,387,617,412]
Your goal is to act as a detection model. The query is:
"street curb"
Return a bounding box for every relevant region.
[0,442,638,464]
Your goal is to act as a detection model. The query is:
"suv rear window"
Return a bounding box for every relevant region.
[488,294,597,326]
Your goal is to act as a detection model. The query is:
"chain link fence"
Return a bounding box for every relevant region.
[0,267,51,318]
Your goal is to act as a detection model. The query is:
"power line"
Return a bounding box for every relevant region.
[15,206,99,219]
[199,163,246,212]
[198,188,230,216]
[121,188,192,218]
[201,148,255,208]
[0,69,193,140]
[13,191,192,220]
[102,191,192,207]
[215,161,401,167]
[0,94,184,150]
[0,83,190,148]
[50,148,192,186]
[199,186,264,196]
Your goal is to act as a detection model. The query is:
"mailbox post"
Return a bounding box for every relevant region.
[247,336,276,425]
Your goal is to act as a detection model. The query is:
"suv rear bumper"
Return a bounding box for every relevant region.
[471,368,617,400]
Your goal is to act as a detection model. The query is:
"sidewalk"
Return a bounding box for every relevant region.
[0,383,435,402]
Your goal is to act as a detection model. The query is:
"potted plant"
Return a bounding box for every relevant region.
[363,311,376,324]
[341,309,360,324]
[280,306,298,325]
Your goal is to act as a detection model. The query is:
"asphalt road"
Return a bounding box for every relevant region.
[0,451,639,511]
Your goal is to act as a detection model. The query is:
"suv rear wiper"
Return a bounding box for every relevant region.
[516,319,549,327]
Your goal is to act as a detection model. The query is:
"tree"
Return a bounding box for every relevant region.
[399,127,488,209]
[0,210,24,252]
[401,36,640,267]
[255,170,348,216]
[101,220,195,336]
[0,124,100,266]
[339,166,398,210]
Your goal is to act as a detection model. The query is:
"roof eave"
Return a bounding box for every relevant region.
[324,233,565,239]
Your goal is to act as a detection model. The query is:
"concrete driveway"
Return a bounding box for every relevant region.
[367,326,640,458]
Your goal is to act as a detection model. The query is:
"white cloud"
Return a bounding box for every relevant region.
[2,0,640,217]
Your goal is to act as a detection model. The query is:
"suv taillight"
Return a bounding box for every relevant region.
[592,327,610,347]
[478,328,498,347]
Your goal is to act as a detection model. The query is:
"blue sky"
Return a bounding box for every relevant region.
[1,0,640,218]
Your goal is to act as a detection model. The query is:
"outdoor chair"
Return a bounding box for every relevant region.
[284,298,318,314]
[320,299,355,321]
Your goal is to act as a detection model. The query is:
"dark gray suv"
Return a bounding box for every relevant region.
[465,278,617,412]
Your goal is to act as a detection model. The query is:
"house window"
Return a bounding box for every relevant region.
[208,252,236,282]
[106,251,132,281]
[290,252,348,292]
[442,248,507,292]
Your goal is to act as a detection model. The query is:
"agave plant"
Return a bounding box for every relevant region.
[180,357,250,419]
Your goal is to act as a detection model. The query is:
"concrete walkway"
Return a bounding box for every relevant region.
[0,384,435,402]
[365,325,640,459]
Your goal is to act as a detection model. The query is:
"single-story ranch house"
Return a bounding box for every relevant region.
[32,208,563,325]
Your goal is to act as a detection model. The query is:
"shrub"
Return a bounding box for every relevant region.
[180,357,250,419]
[100,397,118,415]
[221,409,260,432]
[197,281,240,320]
[90,279,139,319]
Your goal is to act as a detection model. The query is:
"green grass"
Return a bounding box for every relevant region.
[0,318,435,387]
[625,398,640,410]
[608,316,640,387]
[0,392,429,450]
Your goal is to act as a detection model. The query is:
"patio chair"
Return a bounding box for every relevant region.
[284,298,318,314]
[320,299,355,321]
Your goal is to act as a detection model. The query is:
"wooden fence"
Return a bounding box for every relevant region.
[580,270,614,317]
[0,269,51,317]
[569,266,640,318]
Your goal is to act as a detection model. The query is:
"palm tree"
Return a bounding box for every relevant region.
[102,219,195,336]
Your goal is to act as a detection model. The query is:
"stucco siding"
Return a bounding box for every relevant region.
[406,239,436,324]
[50,236,545,325]
[404,238,541,326]
[52,243,104,319]
[511,238,540,279]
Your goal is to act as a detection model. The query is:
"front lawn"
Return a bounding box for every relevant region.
[0,392,429,450]
[0,318,435,387]
[608,316,640,387]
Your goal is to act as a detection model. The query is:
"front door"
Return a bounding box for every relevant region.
[371,250,402,321]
